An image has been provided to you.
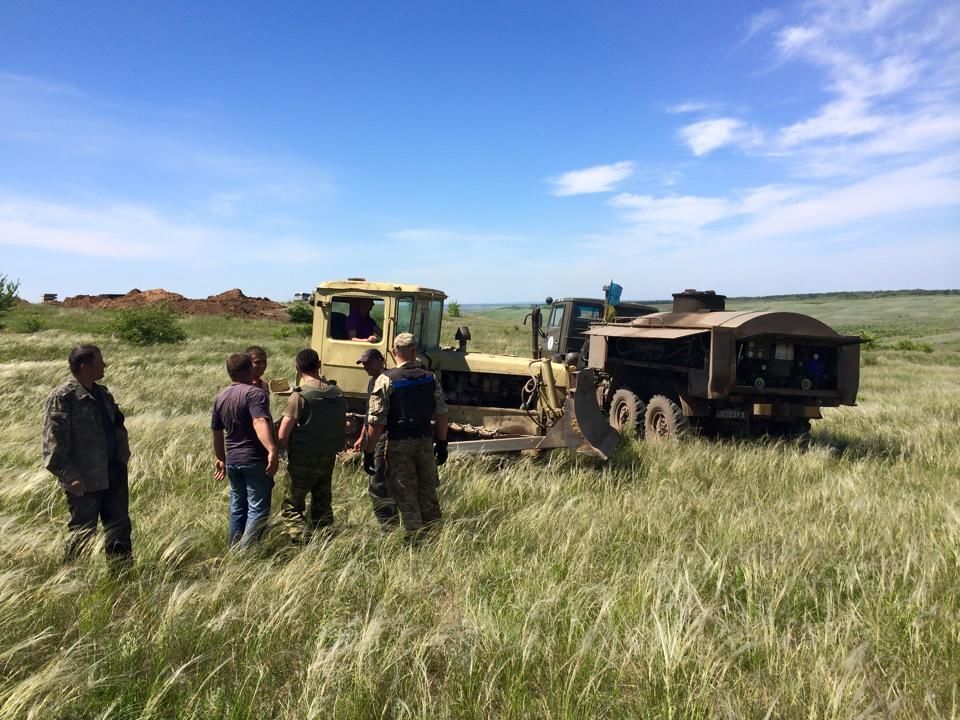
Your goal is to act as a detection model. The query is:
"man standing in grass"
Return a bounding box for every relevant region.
[277,349,346,542]
[354,347,399,529]
[212,353,279,547]
[365,333,448,540]
[42,345,133,564]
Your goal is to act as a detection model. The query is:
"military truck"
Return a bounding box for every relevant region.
[540,289,860,439]
[540,297,658,357]
[291,279,619,459]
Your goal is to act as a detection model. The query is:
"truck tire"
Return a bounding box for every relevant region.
[644,395,688,441]
[609,389,645,435]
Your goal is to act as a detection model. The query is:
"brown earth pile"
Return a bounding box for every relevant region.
[63,288,287,319]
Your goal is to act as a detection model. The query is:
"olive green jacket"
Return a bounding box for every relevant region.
[42,379,130,493]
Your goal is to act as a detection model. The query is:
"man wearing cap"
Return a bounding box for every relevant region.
[277,348,347,542]
[354,347,398,528]
[365,333,448,539]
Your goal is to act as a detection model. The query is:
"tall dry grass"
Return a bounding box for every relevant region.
[0,301,957,718]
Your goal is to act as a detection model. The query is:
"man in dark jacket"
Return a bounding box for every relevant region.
[42,345,132,563]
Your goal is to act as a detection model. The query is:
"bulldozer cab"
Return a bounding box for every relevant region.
[310,280,446,399]
[542,298,658,358]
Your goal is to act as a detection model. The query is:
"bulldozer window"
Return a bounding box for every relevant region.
[397,297,415,336]
[329,296,384,341]
[421,299,443,351]
[395,296,442,350]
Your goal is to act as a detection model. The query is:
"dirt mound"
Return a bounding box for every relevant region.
[138,289,187,303]
[62,288,287,319]
[207,288,248,302]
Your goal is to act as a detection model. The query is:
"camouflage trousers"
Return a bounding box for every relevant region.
[282,455,336,542]
[369,434,398,529]
[385,437,441,535]
[64,460,132,563]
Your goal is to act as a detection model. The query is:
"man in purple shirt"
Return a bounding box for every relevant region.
[346,298,382,342]
[211,353,279,547]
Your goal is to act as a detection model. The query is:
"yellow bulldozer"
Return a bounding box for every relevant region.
[275,279,619,459]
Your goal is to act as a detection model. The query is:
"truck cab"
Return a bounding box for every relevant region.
[542,297,659,357]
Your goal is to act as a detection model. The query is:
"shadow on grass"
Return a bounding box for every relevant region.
[806,431,906,461]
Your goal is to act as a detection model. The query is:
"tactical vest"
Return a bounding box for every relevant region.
[288,385,347,463]
[385,366,435,440]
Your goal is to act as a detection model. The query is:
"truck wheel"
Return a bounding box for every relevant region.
[609,389,644,435]
[644,395,688,441]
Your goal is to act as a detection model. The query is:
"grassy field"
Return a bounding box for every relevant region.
[0,295,958,719]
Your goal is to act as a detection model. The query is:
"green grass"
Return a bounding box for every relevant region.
[0,295,958,718]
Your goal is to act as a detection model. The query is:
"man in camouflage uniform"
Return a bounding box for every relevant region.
[42,345,132,563]
[277,348,346,542]
[354,347,399,529]
[365,333,448,539]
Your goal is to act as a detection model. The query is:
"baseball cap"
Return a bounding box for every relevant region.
[356,348,384,364]
[394,332,416,348]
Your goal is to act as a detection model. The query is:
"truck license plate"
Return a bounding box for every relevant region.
[716,409,746,419]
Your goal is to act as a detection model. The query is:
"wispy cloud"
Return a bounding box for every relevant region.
[726,156,960,243]
[678,118,748,156]
[548,161,634,196]
[740,8,781,45]
[0,192,332,264]
[670,0,960,174]
[768,0,958,166]
[0,72,337,215]
[388,227,533,247]
[665,101,719,114]
[606,156,960,245]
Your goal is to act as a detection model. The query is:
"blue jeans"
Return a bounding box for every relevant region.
[227,464,274,547]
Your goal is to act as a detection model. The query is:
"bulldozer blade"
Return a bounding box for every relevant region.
[544,368,620,460]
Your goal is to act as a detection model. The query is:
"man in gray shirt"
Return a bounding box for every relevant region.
[212,353,279,547]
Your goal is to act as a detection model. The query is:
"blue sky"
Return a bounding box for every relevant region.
[1,0,958,303]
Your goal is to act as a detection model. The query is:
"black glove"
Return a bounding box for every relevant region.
[434,440,448,466]
[362,451,376,476]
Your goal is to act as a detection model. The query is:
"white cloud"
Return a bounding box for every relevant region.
[0,192,331,264]
[388,227,532,248]
[661,0,955,181]
[779,98,886,146]
[609,193,735,232]
[776,25,822,55]
[608,183,806,235]
[741,8,782,45]
[763,0,953,161]
[784,106,960,175]
[0,72,337,215]
[604,156,960,248]
[548,161,634,196]
[679,118,745,156]
[737,185,806,214]
[666,101,718,114]
[727,156,960,242]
